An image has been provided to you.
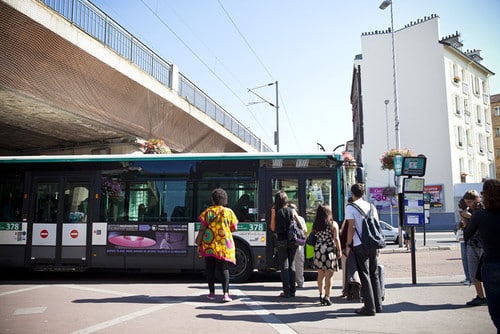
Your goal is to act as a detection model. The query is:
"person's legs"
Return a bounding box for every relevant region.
[323,270,334,305]
[215,259,232,302]
[317,269,325,301]
[288,244,298,295]
[205,257,216,296]
[368,249,382,312]
[294,245,305,287]
[354,245,375,314]
[216,259,230,294]
[341,254,348,296]
[277,242,291,296]
[466,245,486,305]
[460,242,470,283]
[482,260,500,331]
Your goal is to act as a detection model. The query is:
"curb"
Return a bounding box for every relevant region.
[380,245,459,254]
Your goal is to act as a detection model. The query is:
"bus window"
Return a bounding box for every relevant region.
[271,178,299,209]
[101,177,193,223]
[63,183,89,223]
[195,182,257,222]
[0,176,22,222]
[306,179,332,223]
[101,176,124,222]
[35,183,59,223]
[128,180,192,222]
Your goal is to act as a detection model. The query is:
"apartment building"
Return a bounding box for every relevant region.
[350,14,495,230]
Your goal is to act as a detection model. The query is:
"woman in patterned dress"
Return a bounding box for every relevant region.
[312,204,342,306]
[197,188,238,302]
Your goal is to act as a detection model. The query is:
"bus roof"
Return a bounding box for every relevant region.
[0,152,342,164]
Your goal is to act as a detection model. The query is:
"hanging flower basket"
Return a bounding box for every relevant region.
[342,151,357,169]
[102,176,123,201]
[380,148,415,170]
[141,138,171,154]
[382,186,396,198]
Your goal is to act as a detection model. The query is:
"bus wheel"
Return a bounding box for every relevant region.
[229,240,252,283]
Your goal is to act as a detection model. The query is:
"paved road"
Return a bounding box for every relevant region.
[0,235,495,334]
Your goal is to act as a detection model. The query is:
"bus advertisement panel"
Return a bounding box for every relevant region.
[106,223,187,255]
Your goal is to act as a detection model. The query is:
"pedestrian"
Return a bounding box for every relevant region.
[462,189,487,306]
[289,203,307,288]
[474,179,500,332]
[311,204,341,306]
[345,183,383,316]
[456,197,470,285]
[270,190,305,298]
[197,188,238,302]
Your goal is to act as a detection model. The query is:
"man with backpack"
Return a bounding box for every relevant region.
[345,183,384,316]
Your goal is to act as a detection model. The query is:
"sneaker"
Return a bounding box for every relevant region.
[466,296,487,306]
[206,293,216,300]
[222,294,232,302]
[462,280,470,286]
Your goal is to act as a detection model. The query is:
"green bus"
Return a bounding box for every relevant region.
[0,152,353,282]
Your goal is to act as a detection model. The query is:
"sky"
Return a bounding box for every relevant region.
[90,0,500,153]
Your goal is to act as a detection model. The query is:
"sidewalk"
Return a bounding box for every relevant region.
[0,245,495,334]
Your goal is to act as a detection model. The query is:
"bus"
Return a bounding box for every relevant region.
[0,152,354,282]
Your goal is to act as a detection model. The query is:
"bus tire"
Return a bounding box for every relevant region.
[229,240,253,283]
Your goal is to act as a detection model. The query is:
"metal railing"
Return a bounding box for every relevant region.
[39,0,271,152]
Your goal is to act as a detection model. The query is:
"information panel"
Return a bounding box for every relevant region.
[402,156,427,177]
[404,193,425,226]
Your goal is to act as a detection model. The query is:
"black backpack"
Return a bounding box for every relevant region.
[349,202,386,250]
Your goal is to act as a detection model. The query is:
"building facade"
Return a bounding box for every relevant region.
[350,14,495,230]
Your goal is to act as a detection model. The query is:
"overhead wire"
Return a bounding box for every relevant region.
[216,0,299,148]
[138,0,272,144]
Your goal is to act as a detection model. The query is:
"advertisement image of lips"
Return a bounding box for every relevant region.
[108,235,156,247]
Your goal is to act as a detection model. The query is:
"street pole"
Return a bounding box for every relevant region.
[274,81,279,152]
[380,0,403,247]
[384,100,394,227]
[247,81,279,152]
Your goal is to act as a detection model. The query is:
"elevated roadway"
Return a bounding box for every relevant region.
[0,0,270,155]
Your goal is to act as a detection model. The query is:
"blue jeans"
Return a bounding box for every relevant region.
[481,259,500,332]
[276,239,298,296]
[353,245,382,313]
[460,242,470,281]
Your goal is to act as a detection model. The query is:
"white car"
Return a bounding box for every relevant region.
[380,220,399,244]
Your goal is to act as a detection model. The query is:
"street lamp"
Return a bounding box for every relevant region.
[248,81,279,152]
[380,0,403,246]
[384,99,394,227]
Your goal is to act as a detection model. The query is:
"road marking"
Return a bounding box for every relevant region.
[0,285,48,296]
[69,292,200,334]
[70,303,170,334]
[13,306,47,315]
[232,289,297,334]
[56,284,135,296]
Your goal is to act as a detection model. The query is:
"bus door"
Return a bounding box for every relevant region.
[263,170,335,267]
[29,175,91,268]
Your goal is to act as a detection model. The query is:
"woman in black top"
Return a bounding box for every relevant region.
[271,190,305,298]
[472,179,500,332]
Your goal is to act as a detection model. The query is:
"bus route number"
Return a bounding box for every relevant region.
[248,223,265,231]
[0,223,21,231]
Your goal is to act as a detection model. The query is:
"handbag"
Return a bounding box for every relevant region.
[289,219,306,246]
[306,230,317,246]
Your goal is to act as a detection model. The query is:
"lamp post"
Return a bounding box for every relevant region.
[380,0,403,246]
[384,100,394,227]
[248,81,279,152]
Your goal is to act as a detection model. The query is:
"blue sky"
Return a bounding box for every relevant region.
[91,0,500,153]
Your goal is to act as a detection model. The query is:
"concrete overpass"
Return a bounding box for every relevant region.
[0,0,271,155]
